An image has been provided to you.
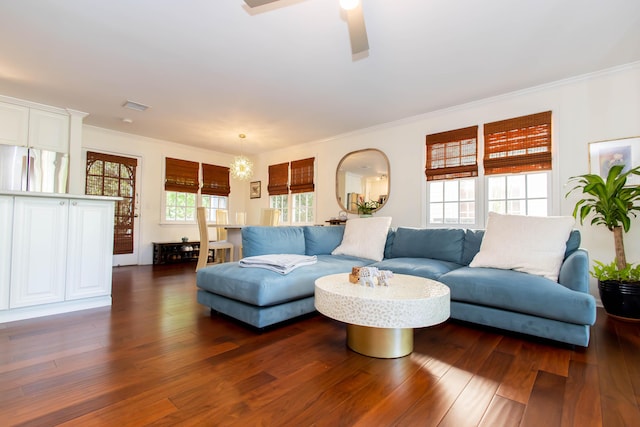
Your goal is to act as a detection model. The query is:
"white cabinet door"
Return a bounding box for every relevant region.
[27,109,69,153]
[10,197,68,308]
[0,102,29,146]
[66,199,114,300]
[0,196,13,310]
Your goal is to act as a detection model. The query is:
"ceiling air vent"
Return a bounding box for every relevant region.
[122,100,150,112]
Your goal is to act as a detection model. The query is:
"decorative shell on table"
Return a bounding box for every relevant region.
[349,266,393,287]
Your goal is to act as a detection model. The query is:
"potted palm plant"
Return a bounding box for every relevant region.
[566,164,640,320]
[355,200,380,217]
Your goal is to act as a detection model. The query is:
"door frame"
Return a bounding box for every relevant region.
[83,149,142,266]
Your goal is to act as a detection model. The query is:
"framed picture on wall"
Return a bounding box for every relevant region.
[589,137,640,185]
[250,181,261,199]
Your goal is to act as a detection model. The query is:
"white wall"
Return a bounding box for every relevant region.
[78,62,640,303]
[82,126,248,265]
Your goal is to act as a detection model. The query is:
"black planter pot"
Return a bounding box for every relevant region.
[598,280,640,321]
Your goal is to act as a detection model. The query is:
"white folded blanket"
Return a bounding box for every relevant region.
[239,254,318,275]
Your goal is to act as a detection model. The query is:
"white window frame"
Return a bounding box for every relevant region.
[269,194,289,224]
[202,194,229,222]
[269,192,315,225]
[427,178,478,227]
[162,160,231,224]
[164,190,198,223]
[486,171,551,217]
[291,192,314,224]
[426,171,553,227]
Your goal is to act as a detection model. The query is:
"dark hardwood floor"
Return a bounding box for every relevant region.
[1,263,639,426]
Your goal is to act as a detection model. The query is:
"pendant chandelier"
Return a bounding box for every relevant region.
[230,133,254,181]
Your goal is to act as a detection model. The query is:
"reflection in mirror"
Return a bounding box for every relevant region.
[336,149,390,214]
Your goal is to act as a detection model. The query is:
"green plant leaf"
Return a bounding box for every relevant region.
[566,164,640,267]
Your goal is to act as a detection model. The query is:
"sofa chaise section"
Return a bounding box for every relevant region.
[196,226,372,328]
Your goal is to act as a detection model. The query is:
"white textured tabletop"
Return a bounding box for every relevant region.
[315,273,450,329]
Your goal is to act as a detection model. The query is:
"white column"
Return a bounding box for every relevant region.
[66,109,89,195]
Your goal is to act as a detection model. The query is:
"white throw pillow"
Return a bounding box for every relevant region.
[331,216,392,261]
[469,212,575,281]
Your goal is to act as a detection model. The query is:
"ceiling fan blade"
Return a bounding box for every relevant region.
[244,0,280,7]
[345,3,369,54]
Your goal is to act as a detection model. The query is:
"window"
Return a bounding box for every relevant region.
[425,112,553,225]
[290,158,315,224]
[292,192,314,223]
[426,126,478,226]
[483,111,552,216]
[428,179,475,224]
[165,191,197,222]
[270,194,289,223]
[201,163,231,222]
[164,158,199,222]
[425,126,478,181]
[267,162,289,196]
[202,195,228,222]
[483,111,552,175]
[201,163,230,197]
[268,158,315,224]
[164,158,230,223]
[268,162,290,224]
[165,158,199,193]
[487,172,548,216]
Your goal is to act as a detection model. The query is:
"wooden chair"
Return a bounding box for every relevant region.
[196,207,234,271]
[260,208,281,226]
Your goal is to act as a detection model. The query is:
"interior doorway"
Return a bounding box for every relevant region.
[85,151,141,266]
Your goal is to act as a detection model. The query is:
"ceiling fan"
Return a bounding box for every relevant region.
[244,0,369,55]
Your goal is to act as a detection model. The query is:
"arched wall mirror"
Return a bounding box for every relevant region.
[336,148,390,214]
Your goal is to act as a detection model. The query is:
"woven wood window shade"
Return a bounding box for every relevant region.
[290,157,315,194]
[202,164,230,196]
[85,151,138,255]
[268,162,290,195]
[483,111,552,175]
[165,158,199,193]
[425,126,478,181]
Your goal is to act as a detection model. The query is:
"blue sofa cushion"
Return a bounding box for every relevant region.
[390,227,465,264]
[372,257,462,280]
[303,225,345,255]
[383,229,395,259]
[197,254,373,306]
[461,229,484,265]
[564,230,581,258]
[440,266,596,325]
[242,226,305,257]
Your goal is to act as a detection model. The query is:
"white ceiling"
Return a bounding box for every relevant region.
[1,0,639,155]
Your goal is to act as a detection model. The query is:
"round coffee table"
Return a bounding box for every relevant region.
[314,273,450,358]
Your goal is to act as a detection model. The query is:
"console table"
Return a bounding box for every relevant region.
[153,241,210,265]
[325,218,347,225]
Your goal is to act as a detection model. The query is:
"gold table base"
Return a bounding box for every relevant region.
[346,324,413,358]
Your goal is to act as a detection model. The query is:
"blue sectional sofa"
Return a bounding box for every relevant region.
[196,225,596,346]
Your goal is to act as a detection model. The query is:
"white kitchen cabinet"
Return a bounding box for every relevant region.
[0,192,117,322]
[0,196,13,310]
[66,199,114,300]
[10,196,69,308]
[0,101,29,146]
[28,109,70,153]
[0,100,69,152]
